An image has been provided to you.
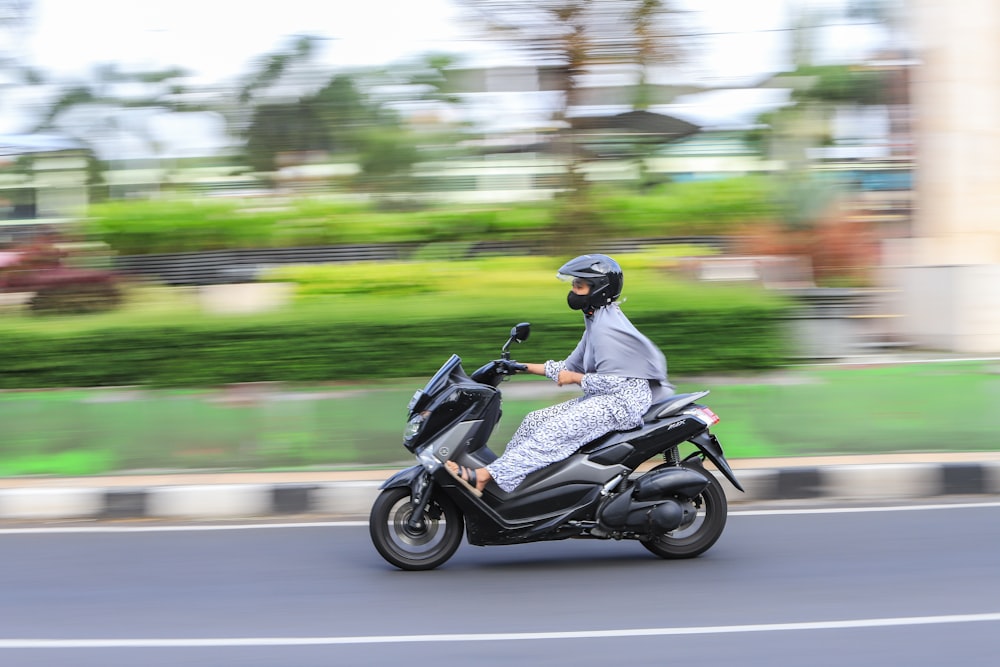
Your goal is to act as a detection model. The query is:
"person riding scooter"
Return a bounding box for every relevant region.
[446,253,674,494]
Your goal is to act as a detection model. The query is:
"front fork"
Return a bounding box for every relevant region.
[379,465,438,530]
[406,470,434,531]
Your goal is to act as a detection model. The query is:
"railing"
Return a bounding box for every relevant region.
[113,237,728,286]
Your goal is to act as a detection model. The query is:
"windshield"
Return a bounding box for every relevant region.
[422,354,463,398]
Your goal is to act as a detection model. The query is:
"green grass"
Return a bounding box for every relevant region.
[2,361,998,476]
[0,251,763,334]
[707,361,1000,457]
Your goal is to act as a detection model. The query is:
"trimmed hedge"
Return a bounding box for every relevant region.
[1,255,792,389]
[0,306,788,389]
[81,177,780,255]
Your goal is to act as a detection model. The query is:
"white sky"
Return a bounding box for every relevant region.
[5,0,887,149]
[22,0,809,84]
[25,0,472,82]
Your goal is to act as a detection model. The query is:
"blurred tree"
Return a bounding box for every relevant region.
[224,33,329,151]
[27,63,213,198]
[629,0,680,110]
[236,36,426,191]
[309,74,372,155]
[455,0,685,245]
[739,1,907,286]
[243,102,331,173]
[242,68,424,195]
[32,63,210,133]
[376,52,471,155]
[239,40,479,194]
[236,35,324,107]
[355,52,476,195]
[356,124,421,194]
[748,0,906,227]
[791,64,886,106]
[394,53,466,108]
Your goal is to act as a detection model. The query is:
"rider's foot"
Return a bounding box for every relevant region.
[445,460,490,494]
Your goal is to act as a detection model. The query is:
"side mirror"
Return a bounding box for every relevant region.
[501,322,531,358]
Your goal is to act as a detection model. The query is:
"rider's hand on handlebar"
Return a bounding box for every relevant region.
[495,359,527,374]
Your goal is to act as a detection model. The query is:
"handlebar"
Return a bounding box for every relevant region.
[470,358,526,386]
[494,359,527,374]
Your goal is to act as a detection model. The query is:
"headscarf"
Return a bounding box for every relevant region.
[562,304,669,384]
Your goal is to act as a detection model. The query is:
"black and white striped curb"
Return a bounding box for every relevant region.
[1,463,998,521]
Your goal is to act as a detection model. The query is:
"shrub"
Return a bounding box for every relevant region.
[0,255,791,389]
[591,177,779,235]
[0,302,789,389]
[80,178,780,255]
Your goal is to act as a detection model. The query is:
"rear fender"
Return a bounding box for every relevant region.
[688,432,744,492]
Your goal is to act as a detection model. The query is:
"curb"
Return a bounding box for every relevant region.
[719,462,1000,504]
[1,462,998,521]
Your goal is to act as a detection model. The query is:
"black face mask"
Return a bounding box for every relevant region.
[567,290,590,311]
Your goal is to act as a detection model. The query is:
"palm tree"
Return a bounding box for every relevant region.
[454,0,686,245]
[26,62,220,197]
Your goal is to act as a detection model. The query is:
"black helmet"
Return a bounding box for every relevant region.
[557,254,623,311]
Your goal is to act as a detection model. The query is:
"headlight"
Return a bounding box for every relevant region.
[403,412,428,440]
[416,446,442,472]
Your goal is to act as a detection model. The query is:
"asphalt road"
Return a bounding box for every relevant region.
[1,501,999,667]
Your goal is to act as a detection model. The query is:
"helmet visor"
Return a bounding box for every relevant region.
[557,273,592,290]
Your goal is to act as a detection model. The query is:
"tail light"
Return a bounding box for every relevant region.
[687,406,719,427]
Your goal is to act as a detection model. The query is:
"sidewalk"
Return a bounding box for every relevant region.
[1,452,998,521]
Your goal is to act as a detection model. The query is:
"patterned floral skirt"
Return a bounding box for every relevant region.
[486,378,652,492]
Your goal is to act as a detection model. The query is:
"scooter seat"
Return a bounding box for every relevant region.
[642,390,709,423]
[576,391,711,456]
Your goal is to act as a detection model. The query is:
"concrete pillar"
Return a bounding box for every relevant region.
[885,0,1000,352]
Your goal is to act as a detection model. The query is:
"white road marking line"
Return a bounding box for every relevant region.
[730,501,1000,516]
[2,612,1000,648]
[807,356,1000,366]
[1,501,998,534]
[0,521,367,534]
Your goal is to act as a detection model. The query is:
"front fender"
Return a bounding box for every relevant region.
[379,465,428,495]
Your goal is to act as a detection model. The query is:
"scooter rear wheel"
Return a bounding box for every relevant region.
[640,460,728,559]
[370,486,465,571]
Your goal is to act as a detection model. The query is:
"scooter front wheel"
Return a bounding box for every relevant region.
[369,486,465,571]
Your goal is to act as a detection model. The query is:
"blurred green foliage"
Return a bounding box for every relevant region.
[0,255,790,389]
[590,178,778,234]
[790,64,888,105]
[261,249,717,299]
[81,177,779,255]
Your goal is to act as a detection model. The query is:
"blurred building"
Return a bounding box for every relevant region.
[883,0,1000,353]
[0,134,89,239]
[153,62,797,201]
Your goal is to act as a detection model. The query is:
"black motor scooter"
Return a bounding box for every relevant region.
[369,323,744,570]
